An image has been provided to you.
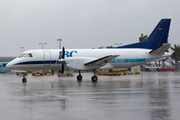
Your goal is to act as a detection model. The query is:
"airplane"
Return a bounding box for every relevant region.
[6,19,171,82]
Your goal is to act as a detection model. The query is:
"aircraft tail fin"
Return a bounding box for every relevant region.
[116,19,171,50]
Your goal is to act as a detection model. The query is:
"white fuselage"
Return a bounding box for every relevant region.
[6,48,171,70]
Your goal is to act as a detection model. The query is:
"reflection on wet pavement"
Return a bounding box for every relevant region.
[0,72,180,120]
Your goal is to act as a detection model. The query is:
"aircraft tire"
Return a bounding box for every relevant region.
[91,76,98,82]
[77,75,82,81]
[22,78,27,82]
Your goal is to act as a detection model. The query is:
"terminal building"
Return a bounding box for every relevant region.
[0,56,15,62]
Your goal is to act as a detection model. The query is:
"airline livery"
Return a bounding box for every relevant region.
[6,19,171,82]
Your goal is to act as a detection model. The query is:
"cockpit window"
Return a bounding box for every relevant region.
[18,53,26,58]
[18,53,33,58]
[25,53,33,57]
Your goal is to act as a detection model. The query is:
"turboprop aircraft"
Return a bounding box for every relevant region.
[6,19,171,82]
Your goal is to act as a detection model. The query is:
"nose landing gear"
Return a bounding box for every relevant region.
[22,77,27,82]
[22,73,27,82]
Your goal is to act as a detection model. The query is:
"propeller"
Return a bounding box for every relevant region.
[59,47,65,74]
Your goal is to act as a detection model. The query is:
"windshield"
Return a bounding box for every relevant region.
[18,53,26,58]
[18,53,33,58]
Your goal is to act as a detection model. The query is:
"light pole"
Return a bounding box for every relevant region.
[57,39,62,49]
[21,47,25,52]
[115,43,122,47]
[39,43,47,49]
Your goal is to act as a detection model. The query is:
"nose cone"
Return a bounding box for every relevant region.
[6,62,14,69]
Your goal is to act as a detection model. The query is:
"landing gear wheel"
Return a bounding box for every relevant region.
[91,76,98,82]
[77,75,82,81]
[22,78,27,82]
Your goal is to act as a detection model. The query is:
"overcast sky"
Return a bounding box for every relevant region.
[0,0,180,56]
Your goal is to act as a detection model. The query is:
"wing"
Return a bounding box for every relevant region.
[84,55,119,66]
[149,43,171,55]
[65,55,119,70]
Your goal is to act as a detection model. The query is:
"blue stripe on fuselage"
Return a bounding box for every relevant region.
[15,60,61,65]
[15,58,147,65]
[110,58,146,63]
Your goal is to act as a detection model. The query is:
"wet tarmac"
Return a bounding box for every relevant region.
[0,72,180,120]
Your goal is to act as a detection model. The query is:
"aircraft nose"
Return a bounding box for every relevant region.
[6,62,14,69]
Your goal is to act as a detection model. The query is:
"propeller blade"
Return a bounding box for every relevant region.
[60,47,65,74]
[62,63,64,74]
[62,47,65,59]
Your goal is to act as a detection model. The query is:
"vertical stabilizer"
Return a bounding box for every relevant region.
[116,19,171,50]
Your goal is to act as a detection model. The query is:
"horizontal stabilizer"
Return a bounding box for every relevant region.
[84,55,119,66]
[149,43,171,55]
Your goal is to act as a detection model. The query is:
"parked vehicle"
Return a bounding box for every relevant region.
[144,65,162,71]
[0,62,10,73]
[162,67,176,71]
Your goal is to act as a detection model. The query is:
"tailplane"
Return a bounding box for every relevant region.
[149,43,171,55]
[116,19,171,50]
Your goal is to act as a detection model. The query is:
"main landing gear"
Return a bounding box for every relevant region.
[77,71,82,81]
[22,73,27,82]
[91,76,98,82]
[91,70,98,82]
[76,70,98,82]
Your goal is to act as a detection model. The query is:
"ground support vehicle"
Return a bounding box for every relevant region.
[144,65,162,71]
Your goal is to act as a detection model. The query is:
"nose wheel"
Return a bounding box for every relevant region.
[22,73,27,82]
[22,77,27,82]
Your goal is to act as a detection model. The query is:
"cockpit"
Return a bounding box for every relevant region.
[18,53,33,58]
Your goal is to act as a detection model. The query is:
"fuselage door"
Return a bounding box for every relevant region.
[44,51,51,67]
